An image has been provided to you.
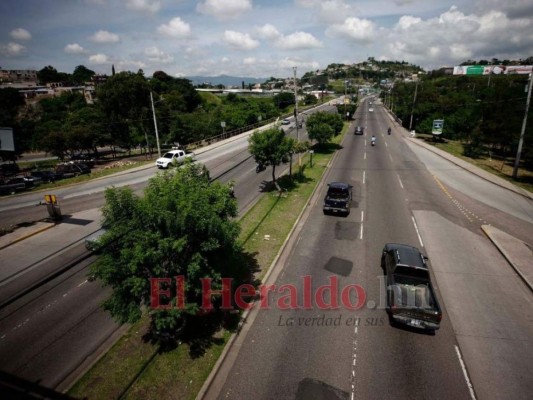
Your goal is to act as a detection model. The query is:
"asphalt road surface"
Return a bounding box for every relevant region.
[0,100,334,391]
[204,99,533,400]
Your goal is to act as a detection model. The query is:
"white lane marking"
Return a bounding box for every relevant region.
[411,215,424,247]
[350,319,359,400]
[388,153,393,162]
[361,210,364,223]
[360,223,363,240]
[397,174,404,189]
[385,141,388,147]
[363,170,366,184]
[78,279,88,287]
[455,345,477,400]
[364,152,367,160]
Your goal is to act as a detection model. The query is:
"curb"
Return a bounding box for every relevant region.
[0,222,55,251]
[480,225,533,293]
[196,121,352,400]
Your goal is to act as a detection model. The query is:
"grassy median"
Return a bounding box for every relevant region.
[68,125,348,400]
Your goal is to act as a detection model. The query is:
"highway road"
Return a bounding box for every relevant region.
[0,101,335,391]
[203,99,533,400]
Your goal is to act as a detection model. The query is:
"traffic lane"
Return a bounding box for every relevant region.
[415,210,533,400]
[214,130,366,399]
[0,208,101,283]
[408,142,533,224]
[352,126,471,399]
[0,260,120,389]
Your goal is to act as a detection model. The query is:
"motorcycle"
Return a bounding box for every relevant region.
[256,163,266,173]
[371,138,376,146]
[387,128,391,135]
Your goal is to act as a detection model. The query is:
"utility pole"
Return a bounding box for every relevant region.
[409,79,419,131]
[512,72,532,179]
[150,91,162,158]
[293,66,300,167]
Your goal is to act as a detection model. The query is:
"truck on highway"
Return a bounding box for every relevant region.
[155,149,196,169]
[381,243,442,330]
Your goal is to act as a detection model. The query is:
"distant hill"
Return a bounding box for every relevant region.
[185,74,268,87]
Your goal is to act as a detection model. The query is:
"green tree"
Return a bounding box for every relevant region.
[96,72,151,150]
[91,162,254,341]
[248,127,295,183]
[306,111,343,145]
[273,92,295,110]
[72,65,95,84]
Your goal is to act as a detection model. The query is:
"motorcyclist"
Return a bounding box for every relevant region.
[387,127,391,135]
[371,135,376,146]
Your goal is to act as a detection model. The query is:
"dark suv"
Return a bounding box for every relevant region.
[354,126,364,135]
[323,182,352,215]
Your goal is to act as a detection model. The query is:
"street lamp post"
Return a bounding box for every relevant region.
[512,72,533,179]
[293,66,300,167]
[150,91,162,158]
[408,79,419,131]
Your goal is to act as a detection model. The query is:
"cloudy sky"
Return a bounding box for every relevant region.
[1,0,532,79]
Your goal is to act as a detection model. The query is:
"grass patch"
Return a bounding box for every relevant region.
[417,135,533,193]
[67,124,348,399]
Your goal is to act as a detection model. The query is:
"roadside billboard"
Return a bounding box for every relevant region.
[432,119,444,135]
[0,127,15,151]
[453,65,533,75]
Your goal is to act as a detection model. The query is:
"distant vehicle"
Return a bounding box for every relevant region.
[256,163,266,173]
[323,182,352,215]
[155,149,196,169]
[85,228,106,252]
[55,163,91,178]
[381,243,442,331]
[31,170,61,183]
[354,126,364,135]
[281,118,290,125]
[369,107,374,112]
[0,177,26,195]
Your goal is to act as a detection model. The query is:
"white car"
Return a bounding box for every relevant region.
[369,107,374,112]
[281,118,290,125]
[155,149,196,169]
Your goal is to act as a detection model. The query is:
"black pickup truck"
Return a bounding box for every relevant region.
[323,182,352,215]
[381,243,442,330]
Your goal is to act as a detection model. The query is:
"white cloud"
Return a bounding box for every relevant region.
[1,42,26,56]
[278,57,320,70]
[64,43,85,54]
[243,57,256,64]
[384,6,533,67]
[326,17,378,44]
[275,32,322,50]
[255,24,281,40]
[10,28,32,41]
[89,30,120,43]
[157,17,191,38]
[125,0,161,14]
[144,46,174,63]
[89,53,109,64]
[296,0,353,23]
[197,0,252,20]
[223,30,260,50]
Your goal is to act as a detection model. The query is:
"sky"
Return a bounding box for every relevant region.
[1,0,533,79]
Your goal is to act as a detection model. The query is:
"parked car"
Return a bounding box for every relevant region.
[282,118,290,125]
[354,126,364,135]
[155,149,196,169]
[31,170,61,183]
[323,182,352,215]
[0,177,26,195]
[381,243,442,331]
[55,163,91,178]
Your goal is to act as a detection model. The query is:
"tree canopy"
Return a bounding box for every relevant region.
[248,127,295,182]
[306,111,343,145]
[91,162,255,341]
